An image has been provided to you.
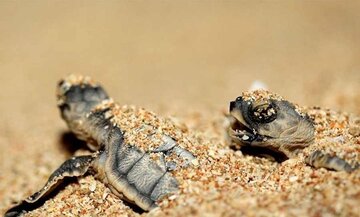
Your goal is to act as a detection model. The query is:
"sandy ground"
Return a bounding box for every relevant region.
[0,1,360,217]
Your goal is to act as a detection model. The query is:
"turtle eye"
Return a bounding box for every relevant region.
[249,101,277,123]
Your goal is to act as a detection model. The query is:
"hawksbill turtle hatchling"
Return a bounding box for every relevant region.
[5,75,196,216]
[227,89,359,172]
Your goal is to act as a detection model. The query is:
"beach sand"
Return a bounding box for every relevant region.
[0,1,359,217]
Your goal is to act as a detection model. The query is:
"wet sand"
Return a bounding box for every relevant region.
[0,1,359,217]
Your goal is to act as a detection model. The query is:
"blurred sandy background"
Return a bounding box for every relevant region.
[0,1,360,215]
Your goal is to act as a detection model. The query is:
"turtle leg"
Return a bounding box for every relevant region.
[305,150,359,172]
[5,155,96,217]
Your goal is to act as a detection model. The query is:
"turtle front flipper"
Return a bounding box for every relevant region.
[305,150,359,172]
[5,155,96,217]
[153,135,196,167]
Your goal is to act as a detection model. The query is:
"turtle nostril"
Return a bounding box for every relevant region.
[58,80,65,87]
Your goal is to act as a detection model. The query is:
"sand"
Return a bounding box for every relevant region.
[1,1,360,217]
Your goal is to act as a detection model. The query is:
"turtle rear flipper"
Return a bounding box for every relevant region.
[5,155,96,217]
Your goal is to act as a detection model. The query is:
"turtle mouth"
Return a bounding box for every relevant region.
[228,109,256,141]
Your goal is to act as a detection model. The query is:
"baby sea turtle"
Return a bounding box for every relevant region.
[227,90,359,172]
[5,75,195,216]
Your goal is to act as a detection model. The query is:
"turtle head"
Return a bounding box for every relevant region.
[57,75,109,122]
[228,90,315,157]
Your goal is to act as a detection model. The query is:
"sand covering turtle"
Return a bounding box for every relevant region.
[4,76,360,216]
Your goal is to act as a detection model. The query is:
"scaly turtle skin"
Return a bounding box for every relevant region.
[228,90,359,172]
[5,75,195,216]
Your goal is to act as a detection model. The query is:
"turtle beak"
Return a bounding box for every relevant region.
[228,99,253,134]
